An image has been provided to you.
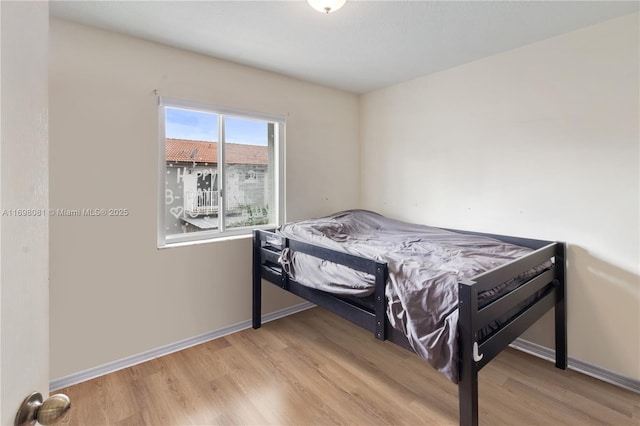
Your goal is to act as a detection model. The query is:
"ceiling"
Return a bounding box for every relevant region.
[49,1,639,94]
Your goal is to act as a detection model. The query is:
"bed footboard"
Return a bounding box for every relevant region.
[457,240,567,426]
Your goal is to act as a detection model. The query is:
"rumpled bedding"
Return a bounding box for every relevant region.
[277,210,548,383]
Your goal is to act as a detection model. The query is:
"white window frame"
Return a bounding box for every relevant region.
[158,97,285,248]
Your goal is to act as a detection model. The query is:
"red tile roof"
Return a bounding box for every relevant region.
[166,139,268,165]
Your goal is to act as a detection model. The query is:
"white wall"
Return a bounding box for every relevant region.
[1,1,49,422]
[49,19,360,379]
[360,13,639,380]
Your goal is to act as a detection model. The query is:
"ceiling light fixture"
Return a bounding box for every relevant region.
[307,0,347,14]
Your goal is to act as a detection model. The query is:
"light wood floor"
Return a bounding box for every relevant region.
[55,308,639,425]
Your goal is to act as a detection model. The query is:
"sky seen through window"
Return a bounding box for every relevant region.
[166,107,268,146]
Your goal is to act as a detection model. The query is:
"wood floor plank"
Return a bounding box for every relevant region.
[55,307,639,425]
[488,350,638,419]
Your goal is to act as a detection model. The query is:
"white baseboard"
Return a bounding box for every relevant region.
[50,302,315,391]
[510,338,639,394]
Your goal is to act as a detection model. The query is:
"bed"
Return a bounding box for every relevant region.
[252,210,567,426]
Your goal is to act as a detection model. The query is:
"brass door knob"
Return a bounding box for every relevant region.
[15,392,71,426]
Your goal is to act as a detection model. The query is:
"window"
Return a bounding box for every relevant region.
[158,98,284,247]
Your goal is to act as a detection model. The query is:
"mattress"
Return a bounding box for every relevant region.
[276,210,549,382]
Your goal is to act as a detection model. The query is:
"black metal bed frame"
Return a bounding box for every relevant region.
[252,227,567,426]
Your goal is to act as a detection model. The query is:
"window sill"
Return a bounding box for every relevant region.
[158,232,254,249]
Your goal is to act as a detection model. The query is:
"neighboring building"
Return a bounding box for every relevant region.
[165,138,269,233]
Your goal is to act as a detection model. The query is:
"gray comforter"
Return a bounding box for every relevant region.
[277,210,544,382]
